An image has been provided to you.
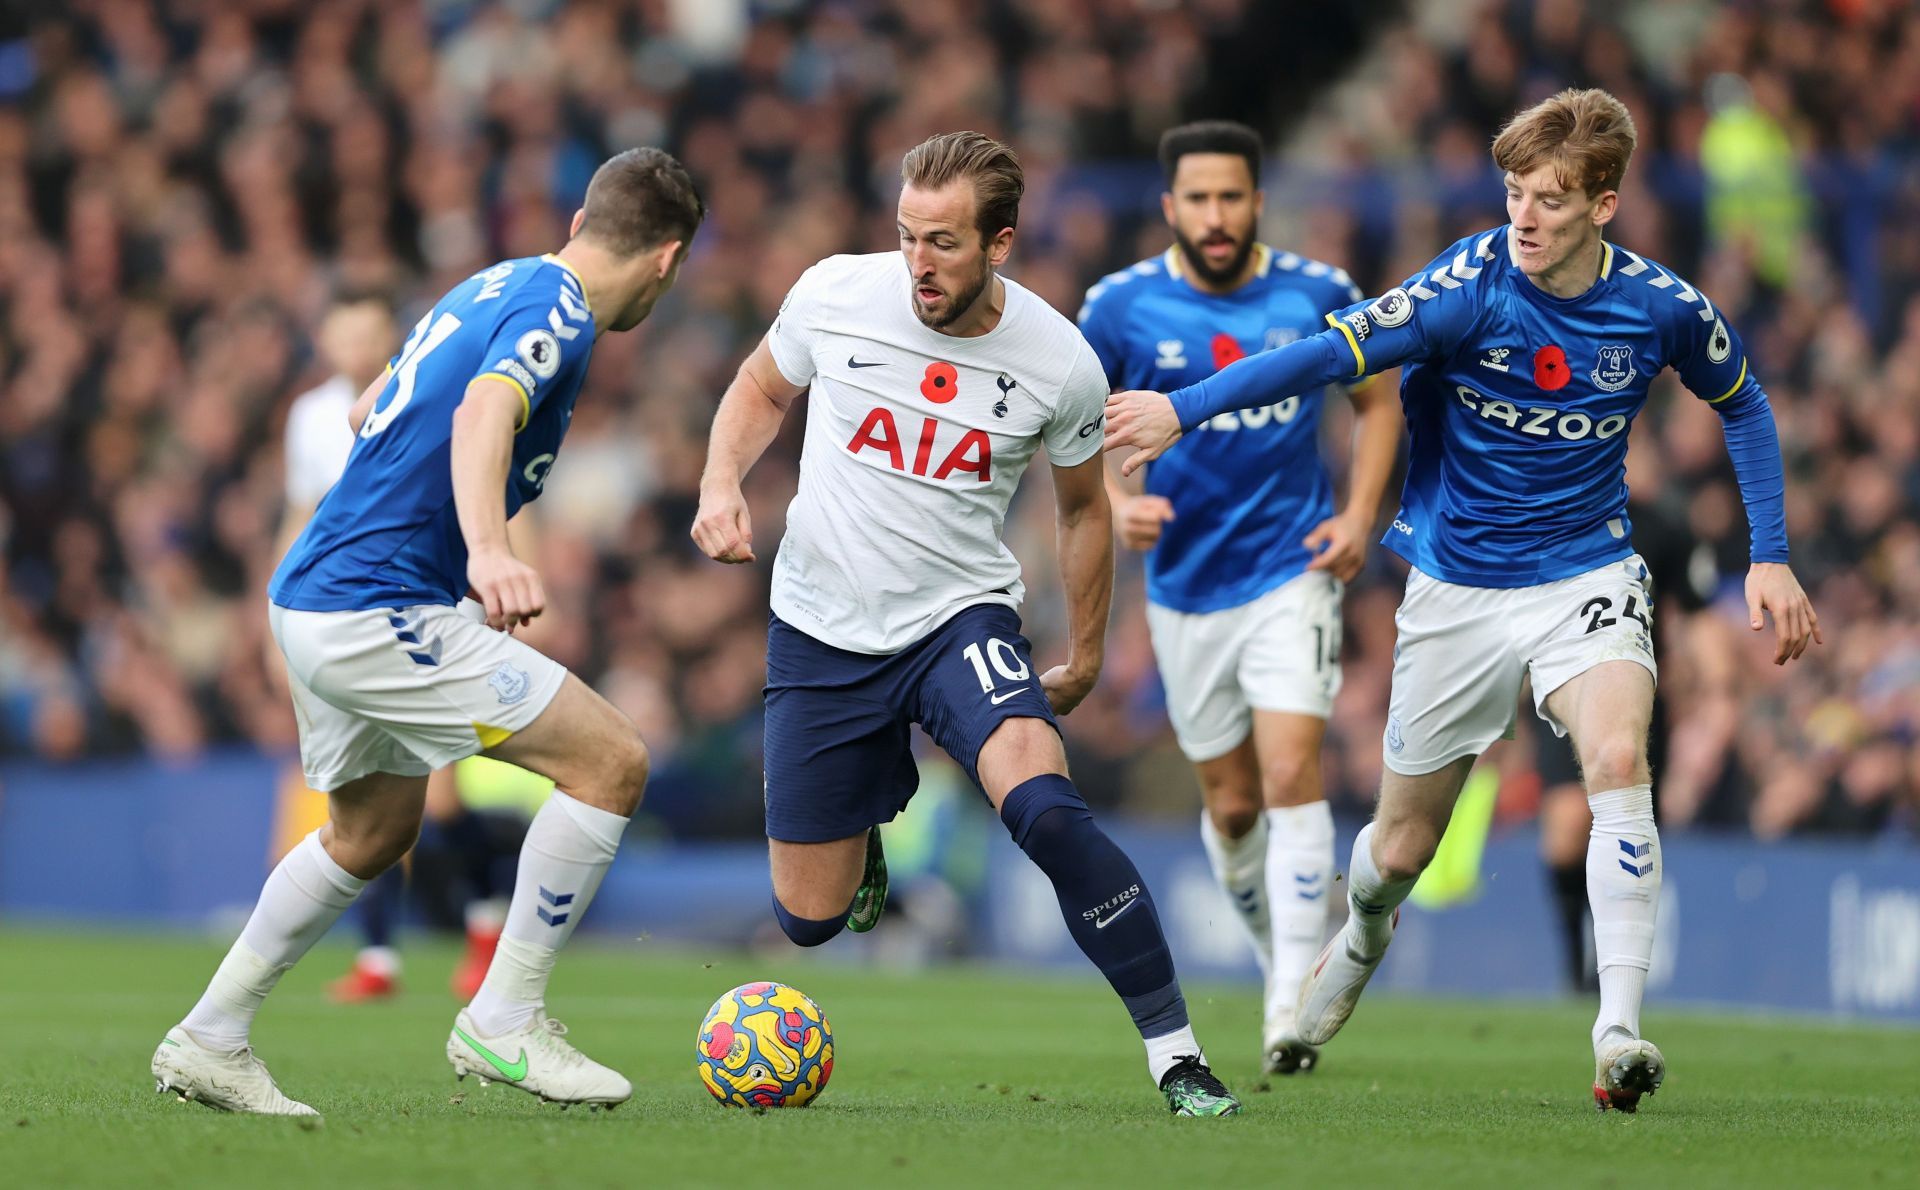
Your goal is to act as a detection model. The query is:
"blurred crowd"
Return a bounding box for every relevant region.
[0,0,1914,843]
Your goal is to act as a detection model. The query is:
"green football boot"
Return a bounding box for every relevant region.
[845,826,889,933]
[1159,1056,1241,1117]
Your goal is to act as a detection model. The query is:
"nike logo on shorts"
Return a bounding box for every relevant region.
[848,356,886,368]
[989,687,1029,705]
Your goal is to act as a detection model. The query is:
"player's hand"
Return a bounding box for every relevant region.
[1040,662,1098,716]
[1303,510,1371,582]
[1745,561,1821,665]
[1116,494,1175,551]
[467,547,545,633]
[1103,390,1181,478]
[692,482,755,564]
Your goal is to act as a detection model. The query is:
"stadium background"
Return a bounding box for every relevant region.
[0,0,1915,1021]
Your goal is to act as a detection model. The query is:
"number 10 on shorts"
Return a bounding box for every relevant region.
[962,638,1031,692]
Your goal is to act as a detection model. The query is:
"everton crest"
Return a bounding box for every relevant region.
[1590,344,1637,393]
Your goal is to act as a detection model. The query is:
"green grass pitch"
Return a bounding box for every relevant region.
[2,926,1913,1188]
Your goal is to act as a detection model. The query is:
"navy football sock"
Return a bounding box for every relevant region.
[773,892,851,948]
[357,865,403,950]
[1000,774,1188,1039]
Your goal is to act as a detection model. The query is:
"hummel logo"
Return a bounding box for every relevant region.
[1479,347,1512,373]
[989,687,1029,705]
[848,356,886,368]
[1618,839,1654,878]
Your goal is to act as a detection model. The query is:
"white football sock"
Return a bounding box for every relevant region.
[1587,783,1658,1046]
[180,830,366,1050]
[1143,1024,1204,1086]
[356,946,400,977]
[466,792,627,1036]
[1264,801,1334,1037]
[1341,822,1415,960]
[1198,808,1271,979]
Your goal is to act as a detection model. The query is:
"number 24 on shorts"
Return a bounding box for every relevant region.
[1577,593,1650,635]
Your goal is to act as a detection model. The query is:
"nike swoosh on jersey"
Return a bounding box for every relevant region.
[1092,897,1141,929]
[847,356,887,368]
[989,687,1029,705]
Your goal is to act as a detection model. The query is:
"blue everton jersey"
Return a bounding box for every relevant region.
[271,255,597,611]
[1078,244,1363,613]
[1323,226,1759,586]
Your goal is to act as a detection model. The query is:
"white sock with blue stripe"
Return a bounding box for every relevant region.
[1264,801,1334,1039]
[1587,783,1658,1046]
[1198,809,1270,979]
[466,791,627,1036]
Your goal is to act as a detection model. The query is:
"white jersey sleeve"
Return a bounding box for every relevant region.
[767,260,832,387]
[1043,343,1110,467]
[284,375,358,507]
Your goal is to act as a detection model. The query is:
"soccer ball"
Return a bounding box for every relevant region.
[696,981,833,1107]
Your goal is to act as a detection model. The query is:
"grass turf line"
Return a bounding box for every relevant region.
[0,926,1913,1189]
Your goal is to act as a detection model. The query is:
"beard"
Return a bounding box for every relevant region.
[1174,228,1255,287]
[912,260,992,329]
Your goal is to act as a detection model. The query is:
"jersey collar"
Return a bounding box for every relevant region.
[541,253,594,314]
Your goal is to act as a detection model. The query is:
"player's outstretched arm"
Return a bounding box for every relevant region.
[693,334,806,565]
[1041,454,1113,716]
[452,377,545,633]
[1104,330,1355,476]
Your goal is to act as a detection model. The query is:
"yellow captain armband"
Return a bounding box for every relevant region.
[1706,358,1748,405]
[1324,313,1367,378]
[476,372,533,430]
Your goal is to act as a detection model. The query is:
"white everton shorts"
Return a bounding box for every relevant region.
[268,599,567,792]
[1146,570,1344,762]
[1382,554,1658,776]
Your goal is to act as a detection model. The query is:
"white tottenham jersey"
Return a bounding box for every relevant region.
[767,252,1110,654]
[284,374,357,506]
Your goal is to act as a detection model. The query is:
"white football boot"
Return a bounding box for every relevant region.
[1593,1029,1665,1113]
[151,1028,320,1117]
[447,1008,631,1108]
[1294,908,1397,1046]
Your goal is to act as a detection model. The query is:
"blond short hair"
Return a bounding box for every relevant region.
[1492,88,1638,197]
[900,131,1024,239]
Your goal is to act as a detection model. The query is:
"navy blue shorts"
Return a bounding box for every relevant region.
[763,604,1060,843]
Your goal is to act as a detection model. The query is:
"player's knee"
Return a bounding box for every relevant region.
[1580,736,1644,793]
[1371,819,1438,883]
[330,816,420,879]
[1259,752,1315,806]
[772,892,848,947]
[589,728,649,816]
[1206,798,1261,840]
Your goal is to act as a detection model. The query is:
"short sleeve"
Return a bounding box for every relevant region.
[1322,246,1485,379]
[1672,305,1754,406]
[767,263,825,387]
[1044,343,1111,466]
[473,290,588,430]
